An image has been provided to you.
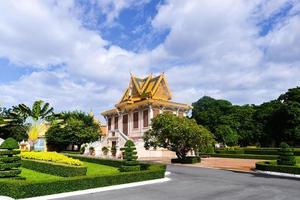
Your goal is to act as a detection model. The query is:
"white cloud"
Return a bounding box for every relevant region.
[0,0,300,115]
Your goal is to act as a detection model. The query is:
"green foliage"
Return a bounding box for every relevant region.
[121,140,138,161]
[66,154,125,167]
[0,137,19,149]
[0,107,28,141]
[192,87,300,147]
[21,159,87,177]
[0,163,166,199]
[277,142,296,166]
[215,149,245,154]
[102,146,109,155]
[46,111,100,151]
[12,100,54,122]
[171,156,201,164]
[256,161,300,174]
[120,140,140,172]
[215,125,239,146]
[0,138,21,178]
[119,165,141,172]
[144,113,215,159]
[198,144,215,154]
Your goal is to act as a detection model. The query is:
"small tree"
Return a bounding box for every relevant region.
[119,140,140,172]
[0,138,21,178]
[277,142,296,166]
[102,146,109,156]
[144,113,215,160]
[46,112,100,151]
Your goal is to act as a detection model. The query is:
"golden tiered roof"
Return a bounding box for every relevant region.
[101,73,191,116]
[119,73,172,104]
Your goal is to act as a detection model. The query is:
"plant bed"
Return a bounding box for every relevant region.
[256,161,300,175]
[21,159,87,177]
[171,156,201,164]
[0,159,166,199]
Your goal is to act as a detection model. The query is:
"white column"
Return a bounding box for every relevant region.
[149,105,153,119]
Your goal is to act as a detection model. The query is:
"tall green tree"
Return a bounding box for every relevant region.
[144,113,215,159]
[46,111,101,151]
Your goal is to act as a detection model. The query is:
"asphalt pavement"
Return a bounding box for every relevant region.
[57,165,300,200]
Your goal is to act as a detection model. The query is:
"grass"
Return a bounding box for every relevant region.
[0,161,120,182]
[84,162,119,176]
[20,167,62,181]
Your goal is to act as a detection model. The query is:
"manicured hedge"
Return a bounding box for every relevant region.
[119,165,141,172]
[0,150,20,155]
[66,154,125,167]
[0,160,166,199]
[243,148,279,155]
[215,149,245,154]
[256,161,300,174]
[171,156,201,164]
[0,169,21,178]
[21,159,87,177]
[205,153,278,160]
[66,154,155,171]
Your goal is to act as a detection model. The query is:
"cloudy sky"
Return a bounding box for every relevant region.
[0,0,300,119]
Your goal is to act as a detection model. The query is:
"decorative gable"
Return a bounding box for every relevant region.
[118,73,172,104]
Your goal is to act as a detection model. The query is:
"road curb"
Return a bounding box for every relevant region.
[255,170,300,179]
[19,177,171,200]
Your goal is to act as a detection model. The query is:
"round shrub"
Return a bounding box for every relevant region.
[0,137,19,150]
[0,138,21,178]
[277,142,296,166]
[119,140,140,172]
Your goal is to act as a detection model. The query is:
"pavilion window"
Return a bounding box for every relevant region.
[108,117,112,131]
[114,116,118,129]
[143,109,149,127]
[133,111,139,129]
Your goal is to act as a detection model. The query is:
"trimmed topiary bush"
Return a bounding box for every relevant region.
[0,138,21,178]
[0,137,19,150]
[277,142,296,166]
[119,140,140,172]
[21,159,87,177]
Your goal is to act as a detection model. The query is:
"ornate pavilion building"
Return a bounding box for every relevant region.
[101,73,192,158]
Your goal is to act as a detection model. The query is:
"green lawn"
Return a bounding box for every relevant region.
[1,161,119,182]
[20,167,62,181]
[84,162,119,176]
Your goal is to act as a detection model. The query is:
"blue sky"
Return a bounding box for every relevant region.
[0,0,300,120]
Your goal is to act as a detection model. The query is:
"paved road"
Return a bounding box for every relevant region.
[58,165,300,200]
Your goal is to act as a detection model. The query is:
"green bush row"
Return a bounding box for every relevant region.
[61,151,81,155]
[0,156,21,163]
[119,165,141,172]
[66,154,157,171]
[215,148,300,156]
[0,163,166,198]
[66,154,125,167]
[256,161,300,174]
[205,153,278,160]
[0,150,20,155]
[0,162,21,170]
[215,149,245,154]
[0,169,21,178]
[21,159,87,177]
[171,156,201,164]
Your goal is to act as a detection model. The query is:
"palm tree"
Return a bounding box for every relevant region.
[13,100,54,122]
[0,117,13,128]
[13,100,55,150]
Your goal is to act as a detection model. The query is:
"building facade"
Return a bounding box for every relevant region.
[101,73,192,158]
